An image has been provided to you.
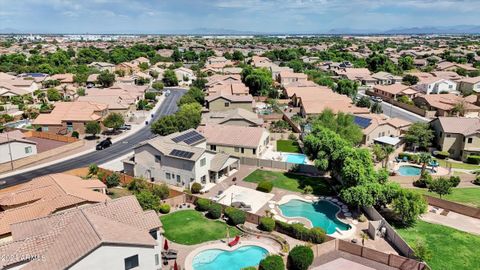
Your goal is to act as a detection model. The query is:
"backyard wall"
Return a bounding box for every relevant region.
[239,156,323,176]
[424,195,480,219]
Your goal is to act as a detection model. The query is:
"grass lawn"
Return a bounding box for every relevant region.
[107,187,132,199]
[411,188,480,208]
[276,140,302,153]
[437,159,480,170]
[243,169,333,195]
[396,220,480,270]
[160,210,240,245]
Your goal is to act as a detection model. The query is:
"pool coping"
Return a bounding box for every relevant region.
[393,163,448,176]
[184,240,277,270]
[274,194,356,239]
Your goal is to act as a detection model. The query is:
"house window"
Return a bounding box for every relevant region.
[241,148,244,154]
[446,134,451,138]
[25,146,32,154]
[468,138,473,143]
[155,155,161,162]
[253,148,256,155]
[200,158,206,166]
[124,255,139,270]
[201,175,206,183]
[225,102,230,107]
[210,145,216,151]
[155,254,159,266]
[176,175,181,183]
[42,126,49,132]
[166,173,171,180]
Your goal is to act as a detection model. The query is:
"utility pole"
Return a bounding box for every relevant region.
[6,131,14,171]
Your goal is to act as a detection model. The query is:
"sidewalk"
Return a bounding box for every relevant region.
[0,95,165,179]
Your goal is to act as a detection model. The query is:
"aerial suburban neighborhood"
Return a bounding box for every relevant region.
[0,1,480,270]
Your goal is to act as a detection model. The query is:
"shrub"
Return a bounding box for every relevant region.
[449,176,461,187]
[88,164,99,176]
[191,182,202,194]
[152,183,170,199]
[309,227,327,244]
[358,213,367,222]
[433,150,449,159]
[0,105,4,111]
[207,203,222,219]
[276,221,326,244]
[303,185,313,194]
[257,180,273,193]
[287,245,314,270]
[96,171,106,181]
[466,155,480,165]
[288,133,297,141]
[105,173,120,188]
[259,255,285,270]
[224,206,246,225]
[474,174,480,186]
[71,131,79,138]
[145,92,156,100]
[195,198,211,212]
[413,171,432,188]
[412,240,432,262]
[259,217,275,232]
[159,203,171,214]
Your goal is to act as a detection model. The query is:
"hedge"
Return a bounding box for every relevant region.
[276,221,326,244]
[159,203,171,214]
[224,206,246,225]
[257,180,273,193]
[207,203,222,219]
[433,150,449,159]
[449,176,460,187]
[259,217,275,232]
[287,245,314,270]
[191,182,202,194]
[195,198,211,212]
[259,255,285,270]
[466,155,480,165]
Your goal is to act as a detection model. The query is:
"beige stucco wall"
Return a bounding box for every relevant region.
[364,124,399,145]
[207,131,269,158]
[208,98,253,112]
[0,141,37,163]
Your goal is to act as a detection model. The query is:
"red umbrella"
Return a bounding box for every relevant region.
[173,260,178,270]
[163,239,169,251]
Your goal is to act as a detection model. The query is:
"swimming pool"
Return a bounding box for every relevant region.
[278,199,351,234]
[284,153,307,164]
[192,245,268,270]
[397,165,433,176]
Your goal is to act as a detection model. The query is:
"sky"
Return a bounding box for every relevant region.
[0,0,480,33]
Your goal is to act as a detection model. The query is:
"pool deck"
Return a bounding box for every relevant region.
[183,240,278,270]
[392,162,449,176]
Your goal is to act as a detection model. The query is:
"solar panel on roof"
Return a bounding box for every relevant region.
[170,149,194,159]
[172,130,204,145]
[354,116,372,129]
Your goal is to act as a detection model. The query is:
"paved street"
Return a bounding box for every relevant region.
[0,88,186,188]
[357,90,429,123]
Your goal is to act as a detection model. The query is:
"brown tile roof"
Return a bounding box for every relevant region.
[33,101,108,125]
[435,117,480,135]
[0,174,108,236]
[207,83,249,96]
[415,94,480,111]
[197,124,268,148]
[201,108,263,126]
[373,84,412,95]
[206,94,254,103]
[0,196,160,270]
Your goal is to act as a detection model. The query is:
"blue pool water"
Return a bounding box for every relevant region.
[279,199,351,234]
[192,245,268,270]
[285,153,307,164]
[397,165,433,176]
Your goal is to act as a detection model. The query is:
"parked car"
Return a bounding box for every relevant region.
[118,124,132,130]
[96,137,112,150]
[164,89,171,96]
[370,96,383,103]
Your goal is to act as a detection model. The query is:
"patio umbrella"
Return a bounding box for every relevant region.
[163,239,169,251]
[173,260,178,270]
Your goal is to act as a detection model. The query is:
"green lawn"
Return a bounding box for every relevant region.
[276,140,302,153]
[437,159,480,170]
[411,188,480,208]
[396,221,480,270]
[159,210,240,245]
[243,169,333,195]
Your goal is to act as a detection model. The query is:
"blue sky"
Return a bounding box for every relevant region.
[0,0,479,33]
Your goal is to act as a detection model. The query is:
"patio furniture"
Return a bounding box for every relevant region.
[228,236,240,247]
[402,156,408,162]
[162,253,177,260]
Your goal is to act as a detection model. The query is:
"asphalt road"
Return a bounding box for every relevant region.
[0,88,186,188]
[357,90,429,123]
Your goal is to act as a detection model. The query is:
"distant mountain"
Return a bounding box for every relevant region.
[0,28,24,34]
[384,25,480,34]
[328,28,379,35]
[166,28,263,35]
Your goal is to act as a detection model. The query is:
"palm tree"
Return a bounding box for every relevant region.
[418,152,432,175]
[360,232,369,246]
[372,144,395,169]
[383,145,395,169]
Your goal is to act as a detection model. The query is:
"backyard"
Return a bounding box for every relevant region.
[107,187,133,199]
[437,159,480,170]
[159,210,240,245]
[411,187,480,208]
[243,169,334,195]
[276,139,302,153]
[396,220,480,270]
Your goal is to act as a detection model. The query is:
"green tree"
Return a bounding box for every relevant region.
[259,255,284,270]
[428,177,453,198]
[307,109,363,145]
[103,112,125,130]
[152,81,164,90]
[135,190,161,211]
[287,245,314,270]
[398,55,414,71]
[162,69,178,86]
[392,189,427,226]
[106,173,120,188]
[232,50,245,61]
[370,102,383,114]
[97,71,115,87]
[85,121,101,137]
[76,87,86,96]
[404,123,433,150]
[242,67,273,96]
[356,96,371,108]
[418,152,432,175]
[138,62,149,71]
[47,88,62,101]
[335,79,358,97]
[151,115,179,135]
[176,102,202,131]
[402,74,419,85]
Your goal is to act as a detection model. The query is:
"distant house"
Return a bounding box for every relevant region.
[50,73,75,86]
[0,130,37,164]
[130,56,150,66]
[353,114,411,146]
[201,108,264,127]
[436,61,477,72]
[205,94,254,112]
[277,70,308,87]
[371,72,402,85]
[206,74,243,88]
[251,56,273,68]
[207,83,249,96]
[458,77,480,94]
[197,124,270,158]
[116,62,138,75]
[88,62,115,73]
[0,196,162,270]
[0,173,108,238]
[430,117,480,160]
[335,68,375,86]
[414,77,458,95]
[413,94,480,117]
[86,73,99,88]
[124,129,239,188]
[372,84,418,101]
[174,67,196,86]
[33,101,108,134]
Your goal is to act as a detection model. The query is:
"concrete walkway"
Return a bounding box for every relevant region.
[422,205,480,235]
